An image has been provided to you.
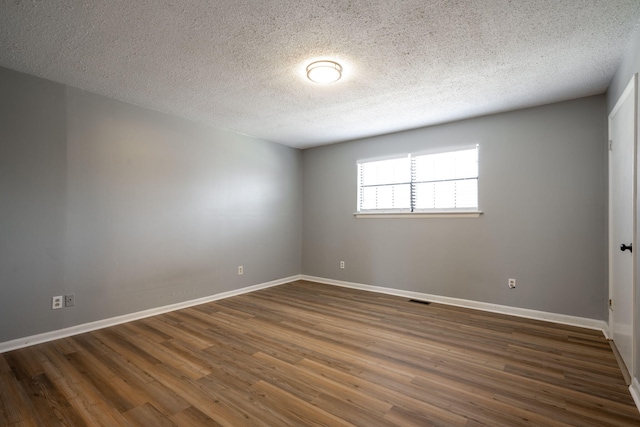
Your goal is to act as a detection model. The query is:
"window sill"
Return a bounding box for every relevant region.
[354,211,483,219]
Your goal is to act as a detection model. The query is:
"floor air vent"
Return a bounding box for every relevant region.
[408,299,431,305]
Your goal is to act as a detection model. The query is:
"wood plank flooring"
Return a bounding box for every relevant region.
[1,280,639,426]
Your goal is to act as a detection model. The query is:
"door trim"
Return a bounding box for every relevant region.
[608,74,638,378]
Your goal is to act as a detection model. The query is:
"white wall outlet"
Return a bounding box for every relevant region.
[340,261,345,269]
[508,278,516,289]
[238,265,243,275]
[52,296,63,310]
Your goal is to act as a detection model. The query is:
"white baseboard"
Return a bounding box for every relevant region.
[0,275,302,353]
[2,274,609,354]
[602,323,611,340]
[300,275,607,332]
[631,378,640,414]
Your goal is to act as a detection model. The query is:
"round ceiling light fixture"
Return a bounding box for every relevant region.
[306,60,343,84]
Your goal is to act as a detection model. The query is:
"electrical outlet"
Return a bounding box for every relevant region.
[508,278,516,289]
[238,265,243,275]
[340,261,345,269]
[65,294,75,307]
[52,296,63,310]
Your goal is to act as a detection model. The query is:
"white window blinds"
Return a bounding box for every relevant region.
[358,156,411,211]
[357,146,478,212]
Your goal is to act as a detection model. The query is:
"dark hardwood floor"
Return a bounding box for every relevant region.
[1,280,638,426]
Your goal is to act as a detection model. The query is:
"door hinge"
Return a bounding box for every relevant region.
[609,140,613,151]
[609,298,613,308]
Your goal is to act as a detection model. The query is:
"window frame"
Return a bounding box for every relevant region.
[355,145,482,218]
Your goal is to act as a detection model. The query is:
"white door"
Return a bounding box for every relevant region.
[609,75,637,376]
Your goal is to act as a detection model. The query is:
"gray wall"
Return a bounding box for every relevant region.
[608,24,640,110]
[0,63,613,345]
[0,67,302,343]
[302,96,607,320]
[607,23,640,384]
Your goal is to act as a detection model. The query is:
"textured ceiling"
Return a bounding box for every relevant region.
[1,1,640,148]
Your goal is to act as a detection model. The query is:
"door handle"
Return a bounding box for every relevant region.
[620,243,633,253]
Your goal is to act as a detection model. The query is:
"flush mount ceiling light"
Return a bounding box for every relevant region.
[306,60,343,84]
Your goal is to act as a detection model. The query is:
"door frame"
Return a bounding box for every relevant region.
[608,73,638,379]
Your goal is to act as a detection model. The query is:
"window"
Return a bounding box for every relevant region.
[357,146,479,214]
